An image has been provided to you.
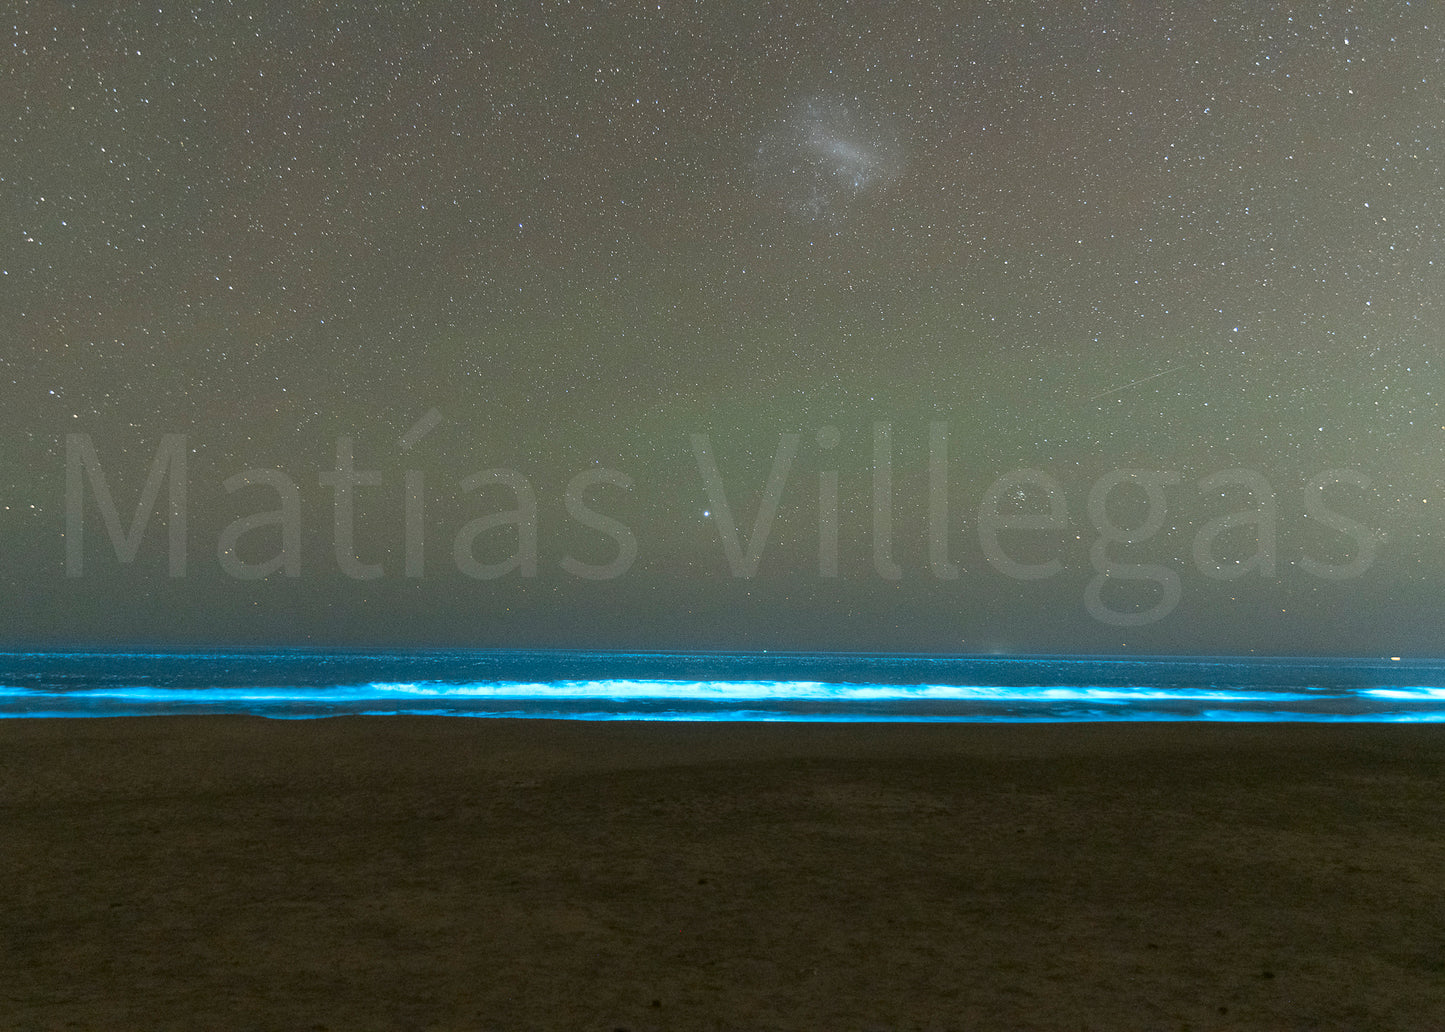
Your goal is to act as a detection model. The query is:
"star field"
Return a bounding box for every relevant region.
[3,1,1443,652]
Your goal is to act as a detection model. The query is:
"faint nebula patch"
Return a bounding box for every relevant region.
[752,97,903,222]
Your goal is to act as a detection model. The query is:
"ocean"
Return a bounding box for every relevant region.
[0,649,1442,721]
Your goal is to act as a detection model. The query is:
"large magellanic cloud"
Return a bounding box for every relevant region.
[752,97,903,222]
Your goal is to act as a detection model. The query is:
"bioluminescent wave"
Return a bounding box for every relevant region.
[0,650,1443,721]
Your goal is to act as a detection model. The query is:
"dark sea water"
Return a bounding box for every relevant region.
[1,650,1443,721]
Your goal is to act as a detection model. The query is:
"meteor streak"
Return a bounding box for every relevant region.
[1087,366,1182,401]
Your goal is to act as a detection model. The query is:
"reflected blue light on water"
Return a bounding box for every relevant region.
[1,650,1443,721]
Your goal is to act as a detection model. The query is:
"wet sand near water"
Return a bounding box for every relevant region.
[2,717,1443,1030]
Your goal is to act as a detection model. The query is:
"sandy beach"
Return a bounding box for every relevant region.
[2,717,1443,1030]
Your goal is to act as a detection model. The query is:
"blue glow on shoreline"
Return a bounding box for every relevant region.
[1,651,1442,722]
[0,680,1332,702]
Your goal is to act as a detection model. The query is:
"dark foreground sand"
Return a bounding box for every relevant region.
[2,718,1443,1031]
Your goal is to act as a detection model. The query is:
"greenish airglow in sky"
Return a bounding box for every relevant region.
[3,2,1442,652]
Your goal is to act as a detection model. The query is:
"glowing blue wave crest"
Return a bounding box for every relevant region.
[1,651,1443,721]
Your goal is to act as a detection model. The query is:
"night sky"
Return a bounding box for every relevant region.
[4,1,1443,654]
